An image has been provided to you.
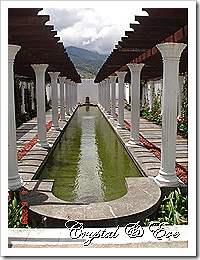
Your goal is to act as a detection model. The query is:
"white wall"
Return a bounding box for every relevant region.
[77,79,98,104]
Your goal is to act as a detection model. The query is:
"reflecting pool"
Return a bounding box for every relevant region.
[39,106,142,203]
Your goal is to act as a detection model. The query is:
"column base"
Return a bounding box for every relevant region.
[110,115,117,120]
[8,175,23,191]
[52,124,60,131]
[116,124,126,129]
[37,140,51,149]
[154,169,180,187]
[60,117,66,122]
[126,138,141,146]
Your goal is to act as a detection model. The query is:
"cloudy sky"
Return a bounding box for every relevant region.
[39,2,147,55]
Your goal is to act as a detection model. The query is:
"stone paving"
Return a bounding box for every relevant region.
[122,109,188,168]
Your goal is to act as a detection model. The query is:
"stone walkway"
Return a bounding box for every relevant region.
[118,108,188,169]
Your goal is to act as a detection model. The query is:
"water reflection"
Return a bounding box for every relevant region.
[39,106,141,203]
[75,112,104,202]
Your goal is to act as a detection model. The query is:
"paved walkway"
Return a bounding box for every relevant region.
[121,108,188,169]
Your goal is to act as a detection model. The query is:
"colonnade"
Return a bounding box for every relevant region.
[8,42,186,190]
[98,42,187,187]
[8,44,78,190]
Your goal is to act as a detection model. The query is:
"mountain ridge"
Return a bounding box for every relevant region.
[65,46,109,79]
[66,46,108,61]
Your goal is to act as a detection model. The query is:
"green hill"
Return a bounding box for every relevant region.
[66,46,108,79]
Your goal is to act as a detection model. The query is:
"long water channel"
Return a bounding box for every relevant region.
[39,106,142,203]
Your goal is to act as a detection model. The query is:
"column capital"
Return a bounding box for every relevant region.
[48,71,60,79]
[109,75,117,83]
[58,76,66,84]
[31,64,49,75]
[127,63,145,74]
[116,71,127,79]
[156,42,187,61]
[8,44,21,62]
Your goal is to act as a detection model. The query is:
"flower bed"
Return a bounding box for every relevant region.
[17,120,53,161]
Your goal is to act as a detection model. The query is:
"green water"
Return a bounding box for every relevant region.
[39,106,142,203]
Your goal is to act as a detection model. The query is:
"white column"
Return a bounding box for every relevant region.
[98,83,101,106]
[65,79,70,115]
[155,42,187,186]
[109,75,117,120]
[101,80,106,111]
[116,71,127,129]
[105,78,110,113]
[99,82,103,107]
[68,81,72,114]
[45,83,50,102]
[31,64,49,148]
[127,63,145,144]
[48,72,60,129]
[72,82,76,110]
[178,75,184,117]
[20,81,26,114]
[58,77,66,121]
[147,80,153,111]
[75,83,78,108]
[8,45,22,190]
[31,82,35,110]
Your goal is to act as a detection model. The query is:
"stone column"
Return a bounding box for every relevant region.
[48,72,60,129]
[31,82,35,110]
[8,45,22,190]
[31,64,49,147]
[116,71,127,129]
[109,75,117,120]
[58,77,66,121]
[147,80,153,111]
[105,78,110,113]
[68,81,72,114]
[101,81,104,110]
[75,83,78,108]
[72,82,76,110]
[65,79,70,115]
[155,42,187,186]
[178,75,184,117]
[127,63,145,144]
[20,81,26,114]
[98,83,101,106]
[99,82,102,107]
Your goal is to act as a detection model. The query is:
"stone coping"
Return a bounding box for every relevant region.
[21,177,161,227]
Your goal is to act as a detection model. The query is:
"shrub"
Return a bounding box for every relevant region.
[144,188,188,226]
[8,191,29,228]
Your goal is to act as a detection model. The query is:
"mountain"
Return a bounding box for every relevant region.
[66,46,108,61]
[66,46,108,79]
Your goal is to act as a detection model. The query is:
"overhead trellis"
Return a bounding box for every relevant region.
[8,8,81,83]
[94,8,188,83]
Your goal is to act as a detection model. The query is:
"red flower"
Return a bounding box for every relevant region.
[15,114,21,119]
[8,192,12,201]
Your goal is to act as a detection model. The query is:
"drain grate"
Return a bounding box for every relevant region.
[78,194,102,203]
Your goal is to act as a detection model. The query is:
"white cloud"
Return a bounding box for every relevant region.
[39,4,147,54]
